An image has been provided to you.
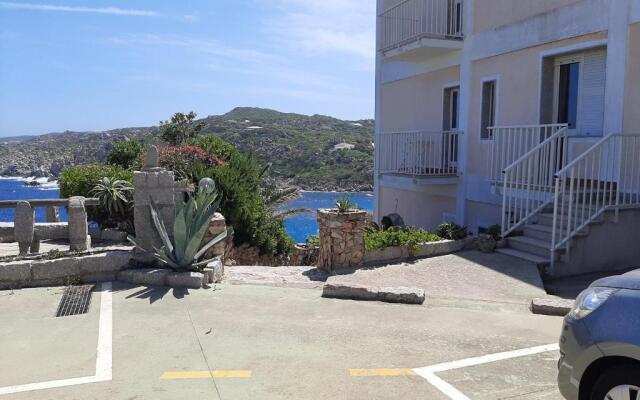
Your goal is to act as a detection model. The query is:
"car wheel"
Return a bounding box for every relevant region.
[590,365,640,400]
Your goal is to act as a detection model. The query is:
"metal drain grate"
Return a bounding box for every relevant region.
[55,285,94,317]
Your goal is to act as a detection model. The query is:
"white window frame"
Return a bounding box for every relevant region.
[479,74,500,142]
[442,81,461,131]
[552,53,585,136]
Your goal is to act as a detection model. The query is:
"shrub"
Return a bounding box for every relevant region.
[90,178,134,231]
[487,224,502,241]
[107,140,144,169]
[436,222,468,241]
[187,136,294,256]
[191,135,240,162]
[157,145,224,181]
[365,227,442,252]
[59,165,133,228]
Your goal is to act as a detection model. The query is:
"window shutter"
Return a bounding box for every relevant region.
[580,48,607,136]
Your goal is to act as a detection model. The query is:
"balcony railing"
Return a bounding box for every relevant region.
[378,130,462,177]
[378,0,464,52]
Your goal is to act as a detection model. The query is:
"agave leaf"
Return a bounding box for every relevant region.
[192,257,221,268]
[184,196,197,237]
[182,217,215,267]
[173,205,188,262]
[193,229,229,260]
[127,235,150,253]
[150,201,174,256]
[152,246,181,270]
[195,196,221,230]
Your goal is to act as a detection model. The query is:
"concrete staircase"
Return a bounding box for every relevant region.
[496,204,596,268]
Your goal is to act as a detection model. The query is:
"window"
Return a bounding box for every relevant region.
[481,80,496,139]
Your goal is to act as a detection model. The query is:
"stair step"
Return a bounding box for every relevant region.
[496,248,550,266]
[523,224,553,241]
[536,212,603,228]
[507,236,552,258]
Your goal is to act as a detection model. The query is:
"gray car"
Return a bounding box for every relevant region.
[559,270,640,400]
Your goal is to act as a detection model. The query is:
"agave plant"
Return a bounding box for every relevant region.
[129,178,231,271]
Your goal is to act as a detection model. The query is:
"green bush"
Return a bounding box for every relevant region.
[188,135,294,256]
[365,227,442,252]
[59,165,134,229]
[107,140,144,169]
[191,135,240,162]
[436,222,468,241]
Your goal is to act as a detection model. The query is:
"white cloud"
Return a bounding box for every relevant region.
[0,2,162,17]
[264,0,375,61]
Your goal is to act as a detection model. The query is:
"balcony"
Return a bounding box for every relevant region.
[377,130,462,184]
[378,0,464,60]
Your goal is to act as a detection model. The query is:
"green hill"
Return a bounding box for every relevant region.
[0,107,374,191]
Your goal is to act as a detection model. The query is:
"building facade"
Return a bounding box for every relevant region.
[374,0,640,276]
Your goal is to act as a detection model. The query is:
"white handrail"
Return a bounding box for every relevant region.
[378,130,462,177]
[378,0,464,52]
[488,124,567,184]
[500,126,569,237]
[551,134,640,257]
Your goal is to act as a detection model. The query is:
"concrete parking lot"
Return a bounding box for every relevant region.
[0,281,564,400]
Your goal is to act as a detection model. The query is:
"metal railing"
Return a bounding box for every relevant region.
[378,0,464,52]
[501,127,569,237]
[378,130,462,176]
[551,134,640,255]
[488,124,568,184]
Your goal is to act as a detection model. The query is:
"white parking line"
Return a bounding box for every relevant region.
[0,282,113,396]
[413,343,560,400]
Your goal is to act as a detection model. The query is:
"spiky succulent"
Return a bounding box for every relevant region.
[129,178,231,271]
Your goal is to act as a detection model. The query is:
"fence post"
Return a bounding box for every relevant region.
[68,196,90,252]
[14,201,34,256]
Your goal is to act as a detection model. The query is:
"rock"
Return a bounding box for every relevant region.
[78,251,131,274]
[31,258,81,280]
[531,297,573,316]
[378,287,425,304]
[144,145,159,169]
[476,234,497,253]
[0,261,32,282]
[203,258,224,283]
[165,272,206,289]
[118,268,170,286]
[322,283,379,301]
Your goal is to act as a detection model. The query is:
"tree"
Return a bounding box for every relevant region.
[107,140,144,169]
[160,111,206,145]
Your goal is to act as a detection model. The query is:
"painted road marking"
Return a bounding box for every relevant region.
[350,368,416,377]
[0,282,113,396]
[412,343,560,400]
[160,370,252,380]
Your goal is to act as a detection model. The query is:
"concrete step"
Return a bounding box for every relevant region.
[507,236,552,258]
[536,212,603,228]
[522,224,553,241]
[495,248,550,266]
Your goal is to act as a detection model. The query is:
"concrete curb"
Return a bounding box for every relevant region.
[530,297,573,316]
[322,283,425,305]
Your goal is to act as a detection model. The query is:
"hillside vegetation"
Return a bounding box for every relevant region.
[0,108,374,191]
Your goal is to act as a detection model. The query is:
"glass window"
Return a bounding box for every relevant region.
[558,62,579,129]
[481,80,496,139]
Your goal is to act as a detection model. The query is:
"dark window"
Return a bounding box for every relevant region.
[481,80,496,139]
[558,62,579,129]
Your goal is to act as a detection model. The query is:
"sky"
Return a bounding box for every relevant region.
[0,0,375,137]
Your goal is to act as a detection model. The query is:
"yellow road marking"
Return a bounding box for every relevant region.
[160,370,252,380]
[350,368,416,377]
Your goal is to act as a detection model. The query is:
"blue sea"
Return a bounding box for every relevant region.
[0,178,373,243]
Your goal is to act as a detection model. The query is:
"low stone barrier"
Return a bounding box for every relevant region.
[363,237,476,266]
[118,258,224,289]
[0,249,132,289]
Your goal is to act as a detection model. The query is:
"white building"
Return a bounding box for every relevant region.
[374,0,640,276]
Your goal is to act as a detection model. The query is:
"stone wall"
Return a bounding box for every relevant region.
[317,209,367,272]
[201,212,227,261]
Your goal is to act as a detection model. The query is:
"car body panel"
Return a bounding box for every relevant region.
[558,275,640,399]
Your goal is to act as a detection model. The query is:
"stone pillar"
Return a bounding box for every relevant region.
[14,201,34,256]
[68,196,90,252]
[201,213,227,260]
[317,209,367,272]
[45,206,60,223]
[133,146,176,264]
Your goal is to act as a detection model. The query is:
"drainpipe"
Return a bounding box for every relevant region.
[373,0,383,223]
[455,0,475,227]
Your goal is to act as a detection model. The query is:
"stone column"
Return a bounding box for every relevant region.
[68,196,90,252]
[317,209,367,272]
[14,201,34,256]
[201,213,227,260]
[45,206,60,223]
[133,146,176,264]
